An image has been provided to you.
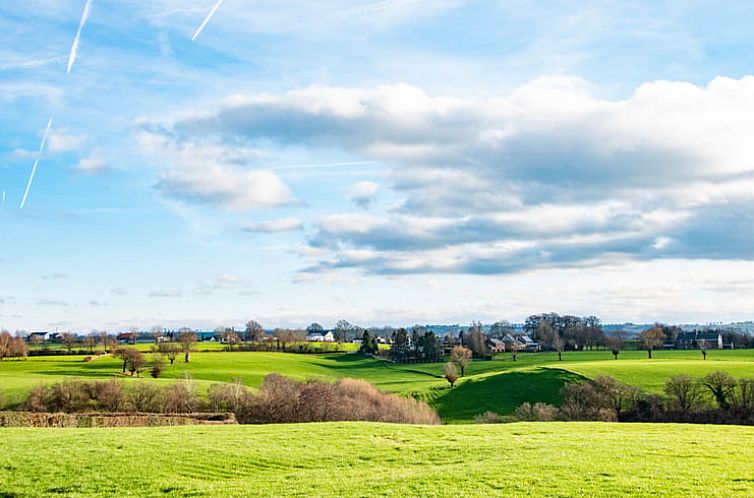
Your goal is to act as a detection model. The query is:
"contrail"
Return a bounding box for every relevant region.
[67,0,93,74]
[20,116,54,209]
[192,0,225,41]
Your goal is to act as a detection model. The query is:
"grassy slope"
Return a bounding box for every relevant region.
[3,349,754,422]
[1,422,754,497]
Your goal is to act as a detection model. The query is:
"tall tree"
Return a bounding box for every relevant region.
[245,320,264,342]
[450,346,472,377]
[61,332,77,354]
[639,327,665,359]
[179,330,197,363]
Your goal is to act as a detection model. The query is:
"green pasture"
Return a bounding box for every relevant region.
[3,348,754,422]
[1,422,753,497]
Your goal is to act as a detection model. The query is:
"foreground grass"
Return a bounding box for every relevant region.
[3,349,754,422]
[1,422,753,497]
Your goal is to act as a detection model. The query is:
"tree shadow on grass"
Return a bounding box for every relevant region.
[433,367,584,422]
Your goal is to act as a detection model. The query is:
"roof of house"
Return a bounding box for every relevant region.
[677,331,721,341]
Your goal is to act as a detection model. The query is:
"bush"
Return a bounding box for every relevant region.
[127,383,162,412]
[512,402,558,422]
[151,356,164,379]
[239,375,440,425]
[474,411,505,424]
[208,379,249,413]
[163,377,198,413]
[47,381,94,412]
[95,380,125,412]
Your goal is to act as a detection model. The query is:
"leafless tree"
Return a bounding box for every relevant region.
[450,346,472,377]
[159,342,180,365]
[639,327,665,359]
[150,325,164,344]
[245,320,264,342]
[61,331,77,354]
[179,330,197,363]
[664,375,704,414]
[444,362,458,388]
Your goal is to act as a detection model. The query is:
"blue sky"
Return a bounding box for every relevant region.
[2,0,754,331]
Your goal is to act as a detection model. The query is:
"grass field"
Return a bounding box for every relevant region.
[1,421,753,496]
[3,349,754,422]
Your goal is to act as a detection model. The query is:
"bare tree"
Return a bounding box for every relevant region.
[664,375,704,414]
[150,325,163,345]
[127,349,146,377]
[0,330,12,360]
[444,362,458,388]
[179,330,197,363]
[83,334,96,354]
[701,371,737,411]
[607,332,625,360]
[245,320,264,342]
[159,342,180,365]
[97,331,110,352]
[450,346,472,377]
[61,332,77,354]
[639,327,665,359]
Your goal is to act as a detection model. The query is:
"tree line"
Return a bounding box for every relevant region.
[482,371,754,426]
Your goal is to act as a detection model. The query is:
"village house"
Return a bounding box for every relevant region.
[675,331,723,350]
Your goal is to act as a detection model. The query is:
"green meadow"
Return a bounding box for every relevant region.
[2,349,754,422]
[1,422,754,497]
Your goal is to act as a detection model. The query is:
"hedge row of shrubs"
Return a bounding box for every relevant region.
[208,374,440,425]
[477,371,754,425]
[0,411,235,428]
[5,375,441,425]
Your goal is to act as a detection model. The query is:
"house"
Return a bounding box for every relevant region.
[196,331,221,342]
[675,331,723,350]
[27,331,51,342]
[501,333,540,352]
[518,335,540,352]
[486,338,506,353]
[307,331,335,342]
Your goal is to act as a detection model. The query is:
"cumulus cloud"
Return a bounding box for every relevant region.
[242,217,304,233]
[347,181,379,208]
[47,130,87,153]
[75,154,108,174]
[157,76,754,274]
[138,131,295,211]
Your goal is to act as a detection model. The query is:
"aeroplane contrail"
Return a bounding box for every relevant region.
[20,116,54,209]
[67,0,93,74]
[192,0,225,41]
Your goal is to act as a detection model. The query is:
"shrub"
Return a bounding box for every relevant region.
[47,381,94,412]
[239,375,440,425]
[127,383,162,412]
[25,385,49,412]
[208,379,249,413]
[512,402,558,422]
[151,355,164,379]
[474,411,505,424]
[163,377,198,413]
[94,380,125,412]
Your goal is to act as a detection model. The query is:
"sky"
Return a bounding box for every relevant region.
[2,0,754,331]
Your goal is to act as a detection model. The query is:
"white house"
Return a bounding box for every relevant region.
[307,331,335,342]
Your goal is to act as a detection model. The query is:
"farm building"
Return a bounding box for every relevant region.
[307,331,335,342]
[675,331,723,349]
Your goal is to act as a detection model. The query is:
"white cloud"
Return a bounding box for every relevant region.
[47,130,87,153]
[242,217,304,233]
[74,154,108,174]
[154,76,754,275]
[140,131,295,211]
[347,181,379,208]
[139,132,296,211]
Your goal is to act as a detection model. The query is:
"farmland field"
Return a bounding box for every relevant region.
[1,422,754,496]
[3,349,754,422]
